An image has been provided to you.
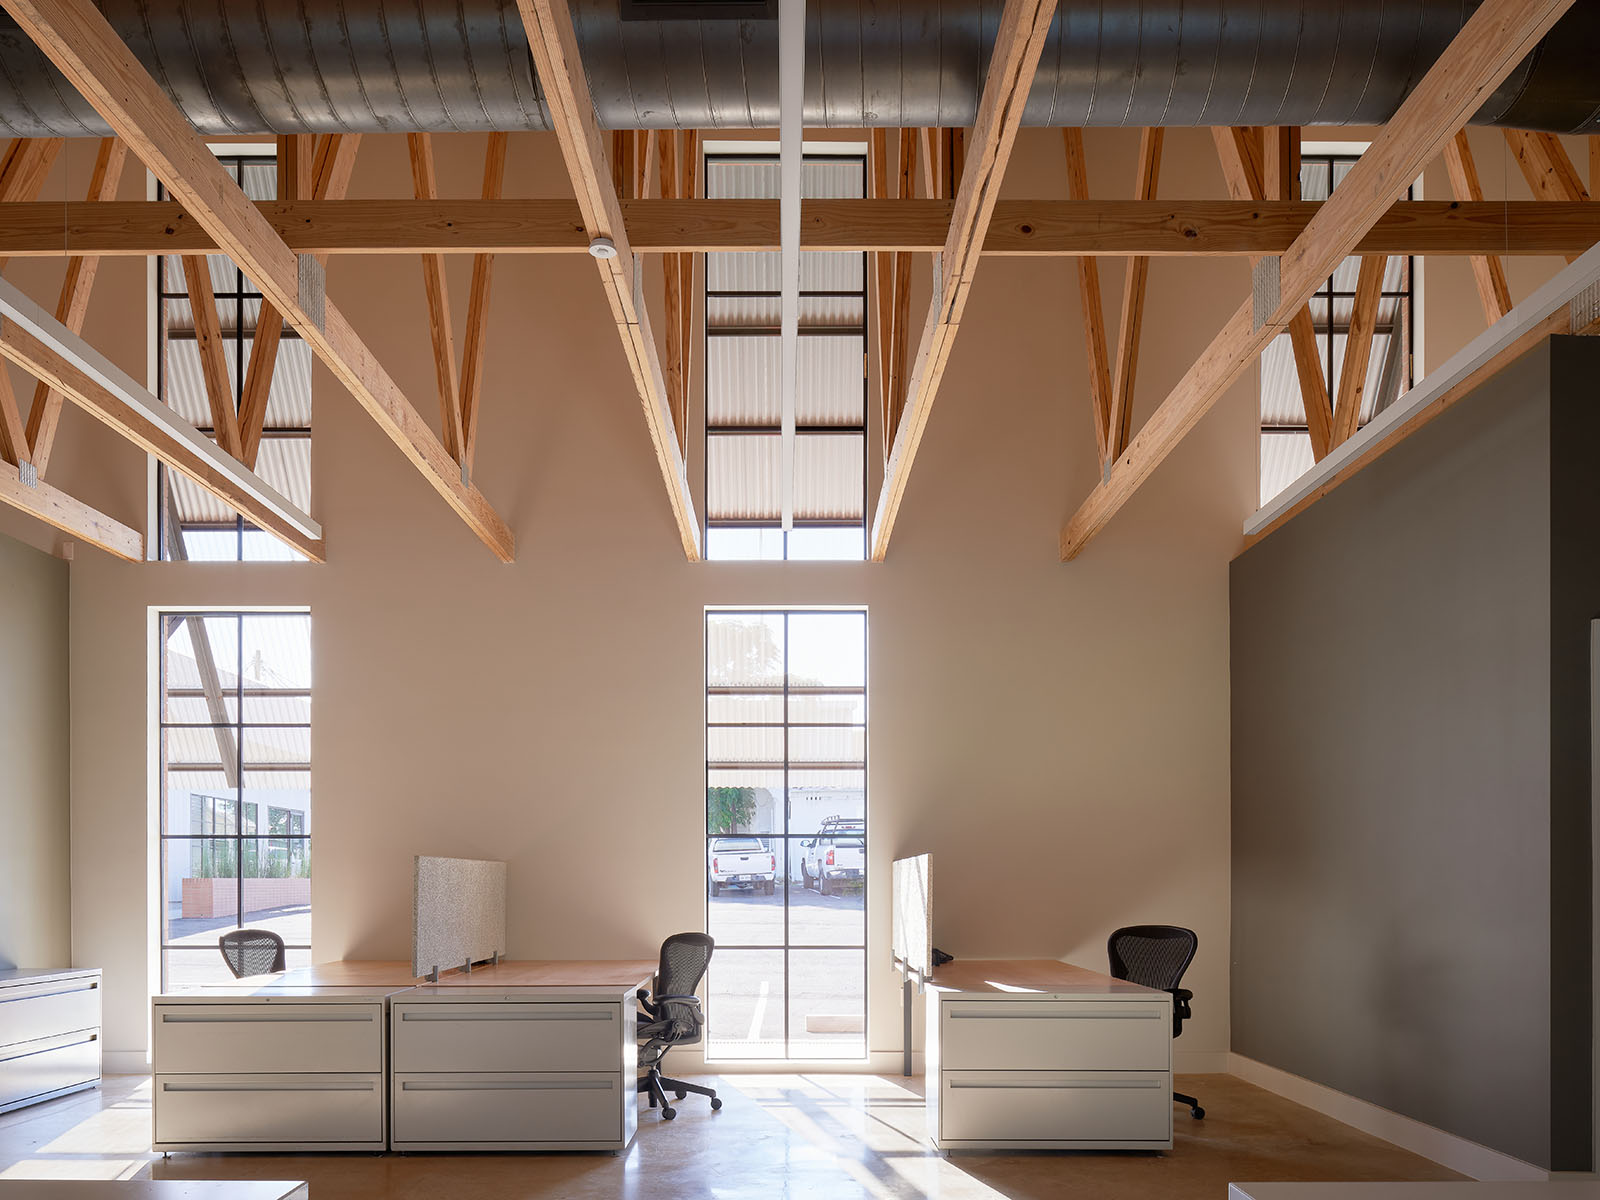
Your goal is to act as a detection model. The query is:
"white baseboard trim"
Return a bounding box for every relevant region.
[103,1051,151,1075]
[1229,1054,1548,1182]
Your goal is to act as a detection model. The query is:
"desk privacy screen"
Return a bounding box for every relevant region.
[412,855,507,978]
[892,853,933,981]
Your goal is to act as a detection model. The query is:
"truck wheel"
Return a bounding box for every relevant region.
[710,881,720,897]
[764,881,775,896]
[800,863,812,889]
[820,876,833,897]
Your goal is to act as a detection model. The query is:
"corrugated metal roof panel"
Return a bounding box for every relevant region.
[707,337,779,426]
[165,337,312,431]
[1260,333,1326,427]
[707,434,780,521]
[795,434,863,520]
[1260,431,1314,507]
[797,336,864,426]
[255,437,312,513]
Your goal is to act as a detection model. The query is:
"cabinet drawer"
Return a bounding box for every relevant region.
[0,978,100,1046]
[0,1033,99,1110]
[940,1000,1169,1071]
[940,1070,1170,1144]
[153,1004,382,1074]
[392,1002,621,1073]
[154,1073,382,1146]
[392,1072,622,1145]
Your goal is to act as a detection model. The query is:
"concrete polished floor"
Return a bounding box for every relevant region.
[0,1073,1461,1198]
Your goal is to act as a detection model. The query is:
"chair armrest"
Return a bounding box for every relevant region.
[654,994,702,1008]
[636,988,658,1019]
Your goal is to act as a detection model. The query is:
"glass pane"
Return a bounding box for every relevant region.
[164,836,238,946]
[163,770,234,835]
[707,614,785,687]
[788,613,865,688]
[164,616,240,720]
[705,949,784,1059]
[163,694,238,725]
[788,725,864,765]
[705,527,785,561]
[789,692,865,725]
[707,772,783,836]
[165,726,238,772]
[241,614,312,691]
[163,947,243,991]
[242,530,309,563]
[242,690,311,724]
[788,949,865,1059]
[788,771,866,833]
[785,527,865,561]
[177,529,242,562]
[707,725,784,767]
[243,769,312,834]
[791,839,865,946]
[708,837,782,945]
[707,693,784,725]
[240,725,310,766]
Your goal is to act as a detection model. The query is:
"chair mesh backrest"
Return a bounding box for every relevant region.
[1107,925,1197,991]
[219,929,287,979]
[655,932,714,1039]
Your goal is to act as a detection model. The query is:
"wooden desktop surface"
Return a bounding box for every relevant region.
[927,958,1163,997]
[270,960,655,989]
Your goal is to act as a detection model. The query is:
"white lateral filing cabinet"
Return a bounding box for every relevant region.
[389,961,653,1152]
[0,968,102,1115]
[925,959,1174,1151]
[151,983,411,1152]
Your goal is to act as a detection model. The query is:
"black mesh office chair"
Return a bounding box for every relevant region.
[1107,925,1204,1119]
[218,929,287,979]
[636,932,721,1121]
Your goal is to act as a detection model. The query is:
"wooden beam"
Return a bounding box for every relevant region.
[1442,131,1512,323]
[0,0,512,560]
[888,129,915,444]
[0,137,63,270]
[1215,124,1335,460]
[660,130,687,454]
[407,133,466,465]
[6,197,1600,258]
[179,254,244,460]
[0,453,141,560]
[1108,127,1162,464]
[1061,0,1576,561]
[276,135,312,204]
[1329,254,1386,447]
[238,133,360,470]
[1062,128,1114,464]
[0,275,323,559]
[460,132,507,472]
[514,0,699,559]
[870,0,1057,560]
[869,129,893,463]
[25,136,127,475]
[0,360,29,465]
[1504,128,1588,263]
[677,131,698,458]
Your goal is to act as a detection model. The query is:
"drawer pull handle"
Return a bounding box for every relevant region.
[400,1079,614,1092]
[400,1011,613,1022]
[949,1079,1161,1090]
[0,1033,98,1064]
[161,1013,373,1024]
[162,1081,376,1093]
[0,984,99,1004]
[949,1011,1159,1020]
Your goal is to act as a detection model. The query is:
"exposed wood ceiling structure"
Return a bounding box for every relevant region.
[0,0,1591,564]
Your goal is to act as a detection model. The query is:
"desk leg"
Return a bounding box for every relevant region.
[902,978,913,1078]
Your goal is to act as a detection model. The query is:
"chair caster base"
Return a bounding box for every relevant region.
[711,1097,723,1111]
[661,1107,676,1120]
[1190,1106,1205,1119]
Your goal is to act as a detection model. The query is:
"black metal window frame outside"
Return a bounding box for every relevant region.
[702,151,870,560]
[704,607,868,1062]
[1262,152,1416,437]
[155,152,311,562]
[157,609,312,988]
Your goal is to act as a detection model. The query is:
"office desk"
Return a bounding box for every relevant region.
[390,960,655,1151]
[924,959,1173,1151]
[151,975,417,1153]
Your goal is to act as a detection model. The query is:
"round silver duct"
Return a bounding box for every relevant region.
[0,0,1596,138]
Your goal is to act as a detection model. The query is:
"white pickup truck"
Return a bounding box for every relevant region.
[708,837,777,896]
[799,818,864,896]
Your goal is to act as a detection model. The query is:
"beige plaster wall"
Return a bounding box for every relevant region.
[0,531,71,970]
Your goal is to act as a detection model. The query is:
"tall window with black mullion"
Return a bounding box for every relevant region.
[159,612,312,989]
[155,154,313,562]
[1257,152,1416,506]
[703,153,869,560]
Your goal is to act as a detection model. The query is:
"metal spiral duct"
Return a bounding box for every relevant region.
[0,0,1597,138]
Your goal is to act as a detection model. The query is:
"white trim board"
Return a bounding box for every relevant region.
[1229,1054,1549,1182]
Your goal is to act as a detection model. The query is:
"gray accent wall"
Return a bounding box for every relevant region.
[1231,337,1599,1172]
[0,532,71,970]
